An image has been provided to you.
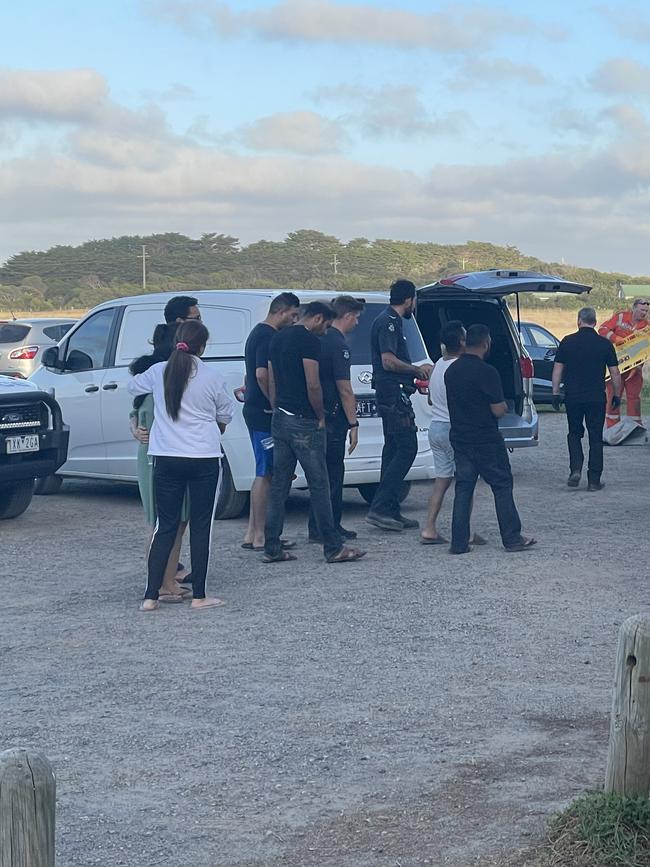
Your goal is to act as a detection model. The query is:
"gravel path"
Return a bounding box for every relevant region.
[2,413,648,866]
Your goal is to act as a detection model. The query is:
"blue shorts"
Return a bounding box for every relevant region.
[249,428,273,477]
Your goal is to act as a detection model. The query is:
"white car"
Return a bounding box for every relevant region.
[30,290,435,518]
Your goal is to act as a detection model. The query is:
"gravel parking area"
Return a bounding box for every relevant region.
[3,413,649,866]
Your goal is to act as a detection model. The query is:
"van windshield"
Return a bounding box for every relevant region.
[348,303,428,365]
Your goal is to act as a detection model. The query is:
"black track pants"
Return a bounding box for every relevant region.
[145,456,221,600]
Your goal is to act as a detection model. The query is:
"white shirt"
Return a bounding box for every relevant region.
[430,356,459,423]
[128,358,234,458]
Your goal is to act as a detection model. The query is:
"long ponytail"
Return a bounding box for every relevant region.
[163,319,209,420]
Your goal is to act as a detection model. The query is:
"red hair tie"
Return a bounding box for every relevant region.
[176,341,190,352]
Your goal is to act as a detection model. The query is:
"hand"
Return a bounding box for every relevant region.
[317,418,326,429]
[233,386,246,403]
[417,364,434,380]
[348,425,358,454]
[551,395,563,412]
[133,426,150,444]
[611,395,622,409]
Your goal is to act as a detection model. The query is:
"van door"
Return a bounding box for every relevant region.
[42,307,118,475]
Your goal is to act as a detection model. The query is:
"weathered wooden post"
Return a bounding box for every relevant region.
[0,748,56,867]
[605,614,650,795]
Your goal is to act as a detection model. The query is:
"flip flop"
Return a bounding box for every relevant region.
[159,593,185,604]
[262,551,298,563]
[241,542,254,550]
[327,547,367,564]
[504,537,537,552]
[420,536,448,545]
[191,598,226,610]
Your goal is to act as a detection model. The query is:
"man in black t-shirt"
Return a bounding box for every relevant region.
[445,324,535,554]
[241,292,300,550]
[552,307,622,491]
[367,279,433,532]
[264,302,366,565]
[308,295,364,543]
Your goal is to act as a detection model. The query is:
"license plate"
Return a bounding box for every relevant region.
[6,434,40,454]
[356,398,377,418]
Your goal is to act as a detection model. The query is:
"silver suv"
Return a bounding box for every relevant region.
[0,318,76,379]
[416,270,591,447]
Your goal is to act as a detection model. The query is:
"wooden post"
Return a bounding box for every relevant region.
[605,614,650,796]
[0,748,56,867]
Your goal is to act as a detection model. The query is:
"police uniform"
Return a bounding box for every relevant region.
[368,306,418,521]
[307,325,354,539]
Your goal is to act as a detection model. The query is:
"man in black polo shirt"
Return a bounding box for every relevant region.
[552,306,622,491]
[242,292,300,549]
[367,279,433,532]
[445,323,535,554]
[308,295,364,543]
[264,301,366,565]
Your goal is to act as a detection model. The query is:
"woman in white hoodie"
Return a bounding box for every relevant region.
[128,319,234,612]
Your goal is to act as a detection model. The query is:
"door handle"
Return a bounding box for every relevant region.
[85,385,99,393]
[102,382,118,390]
[544,349,556,360]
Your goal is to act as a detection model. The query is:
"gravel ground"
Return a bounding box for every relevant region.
[2,413,649,867]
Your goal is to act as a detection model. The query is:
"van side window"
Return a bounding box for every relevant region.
[115,308,168,366]
[64,309,115,371]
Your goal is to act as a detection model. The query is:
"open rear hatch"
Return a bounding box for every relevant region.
[419,269,591,298]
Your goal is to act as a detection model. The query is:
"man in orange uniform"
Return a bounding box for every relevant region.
[598,297,650,427]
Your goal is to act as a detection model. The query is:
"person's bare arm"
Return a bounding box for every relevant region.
[336,379,359,453]
[490,401,508,418]
[255,366,270,401]
[381,352,429,379]
[303,359,325,425]
[268,361,277,409]
[609,365,622,397]
[552,361,564,395]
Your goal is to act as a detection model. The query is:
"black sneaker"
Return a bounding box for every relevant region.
[366,512,403,532]
[587,481,605,492]
[567,472,581,488]
[397,514,419,529]
[337,526,358,540]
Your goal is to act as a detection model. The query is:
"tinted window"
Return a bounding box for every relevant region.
[65,309,115,370]
[348,303,428,365]
[42,324,73,341]
[529,325,557,348]
[0,323,31,343]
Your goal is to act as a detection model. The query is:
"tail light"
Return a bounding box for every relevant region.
[9,345,39,360]
[519,356,534,379]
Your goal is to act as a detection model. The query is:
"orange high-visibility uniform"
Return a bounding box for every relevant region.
[598,310,645,427]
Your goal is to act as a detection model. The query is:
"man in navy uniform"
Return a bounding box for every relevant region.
[367,279,432,532]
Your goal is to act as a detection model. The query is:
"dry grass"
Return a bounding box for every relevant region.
[0,308,83,320]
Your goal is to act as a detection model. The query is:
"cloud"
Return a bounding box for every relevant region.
[146,0,554,53]
[0,68,108,122]
[450,58,548,90]
[599,5,650,43]
[237,110,346,155]
[591,58,650,95]
[311,84,469,139]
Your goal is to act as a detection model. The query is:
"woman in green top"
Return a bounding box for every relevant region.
[129,324,190,600]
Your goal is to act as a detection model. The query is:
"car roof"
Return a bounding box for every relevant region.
[88,289,390,312]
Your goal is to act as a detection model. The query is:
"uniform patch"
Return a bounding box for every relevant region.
[343,349,350,359]
[388,323,395,332]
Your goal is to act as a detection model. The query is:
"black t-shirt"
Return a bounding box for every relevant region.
[371,306,412,387]
[445,354,505,445]
[243,322,276,432]
[554,327,618,402]
[319,326,352,419]
[269,324,321,418]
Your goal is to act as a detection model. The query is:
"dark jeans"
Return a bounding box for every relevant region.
[370,403,418,519]
[565,399,606,483]
[308,415,348,538]
[451,439,522,552]
[265,411,342,560]
[146,456,220,600]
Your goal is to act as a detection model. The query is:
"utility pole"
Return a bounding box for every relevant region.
[331,253,339,276]
[138,245,149,291]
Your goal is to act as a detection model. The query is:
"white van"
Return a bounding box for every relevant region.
[30,290,435,518]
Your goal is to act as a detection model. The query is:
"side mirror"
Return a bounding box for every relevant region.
[41,346,62,369]
[65,349,94,372]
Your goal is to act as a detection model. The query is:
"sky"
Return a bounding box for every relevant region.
[2,0,650,273]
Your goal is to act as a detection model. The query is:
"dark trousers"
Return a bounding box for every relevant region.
[308,415,348,538]
[265,412,342,560]
[146,456,220,600]
[451,440,522,552]
[370,407,418,519]
[565,399,606,483]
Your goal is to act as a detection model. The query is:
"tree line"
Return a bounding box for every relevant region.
[0,229,646,312]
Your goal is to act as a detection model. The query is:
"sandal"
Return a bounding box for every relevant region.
[504,537,537,552]
[159,593,185,604]
[262,551,298,563]
[420,535,448,545]
[327,547,367,564]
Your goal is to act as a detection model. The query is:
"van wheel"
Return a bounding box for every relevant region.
[357,481,411,506]
[0,479,34,519]
[34,474,63,495]
[215,458,249,520]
